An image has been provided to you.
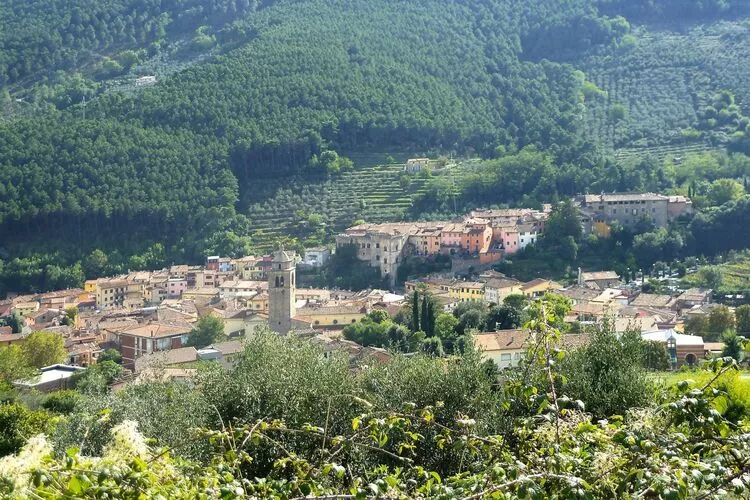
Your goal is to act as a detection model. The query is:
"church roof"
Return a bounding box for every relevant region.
[272,249,296,263]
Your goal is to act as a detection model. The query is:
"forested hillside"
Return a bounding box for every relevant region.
[2,0,750,293]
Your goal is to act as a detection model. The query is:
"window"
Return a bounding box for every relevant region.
[612,209,617,214]
[376,255,380,261]
[156,338,171,350]
[376,243,380,248]
[514,352,521,360]
[500,353,511,361]
[384,258,388,264]
[367,243,371,249]
[332,319,338,325]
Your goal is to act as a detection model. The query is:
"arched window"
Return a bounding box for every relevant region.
[275,276,280,288]
[280,276,285,287]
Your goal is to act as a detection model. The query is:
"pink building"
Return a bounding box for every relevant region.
[463,218,492,254]
[497,226,520,255]
[167,278,188,298]
[440,223,464,249]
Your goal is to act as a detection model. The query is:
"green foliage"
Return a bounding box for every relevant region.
[0,345,34,387]
[70,361,124,394]
[708,305,736,342]
[736,304,750,335]
[0,403,55,457]
[41,390,82,415]
[709,178,745,205]
[559,323,651,418]
[21,331,67,369]
[324,243,387,290]
[722,330,745,361]
[97,348,122,365]
[642,340,670,371]
[485,304,522,331]
[187,315,225,348]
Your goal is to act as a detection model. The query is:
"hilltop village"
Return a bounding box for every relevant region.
[0,191,713,389]
[0,193,721,383]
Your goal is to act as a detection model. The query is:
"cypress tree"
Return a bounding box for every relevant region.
[411,290,420,333]
[425,300,435,336]
[421,296,430,336]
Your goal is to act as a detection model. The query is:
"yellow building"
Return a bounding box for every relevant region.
[84,280,98,293]
[294,305,367,328]
[95,280,143,310]
[12,301,40,319]
[593,217,612,238]
[449,282,485,302]
[248,292,269,312]
[222,310,269,337]
[519,279,563,298]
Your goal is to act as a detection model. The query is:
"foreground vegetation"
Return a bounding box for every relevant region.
[1,298,750,497]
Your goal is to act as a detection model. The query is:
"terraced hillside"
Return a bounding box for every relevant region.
[579,20,750,157]
[245,160,479,249]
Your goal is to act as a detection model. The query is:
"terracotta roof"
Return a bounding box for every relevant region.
[559,286,600,302]
[485,278,522,290]
[583,192,668,203]
[474,330,527,351]
[630,294,674,308]
[581,271,620,281]
[520,279,561,291]
[206,340,245,356]
[677,288,712,302]
[119,321,192,339]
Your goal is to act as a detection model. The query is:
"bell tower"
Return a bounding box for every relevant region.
[268,248,296,334]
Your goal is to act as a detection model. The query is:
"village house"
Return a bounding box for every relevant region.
[576,192,692,235]
[483,278,522,305]
[578,270,622,290]
[294,304,368,328]
[219,280,267,299]
[673,288,712,311]
[300,247,331,269]
[115,320,194,370]
[630,293,675,309]
[474,330,590,370]
[405,158,430,173]
[517,224,538,250]
[167,278,188,298]
[520,279,562,298]
[13,365,85,393]
[234,256,266,280]
[449,281,485,302]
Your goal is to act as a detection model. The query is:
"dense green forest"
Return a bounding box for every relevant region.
[3,0,750,294]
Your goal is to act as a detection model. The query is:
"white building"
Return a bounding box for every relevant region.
[517,224,538,250]
[405,158,430,173]
[300,247,331,269]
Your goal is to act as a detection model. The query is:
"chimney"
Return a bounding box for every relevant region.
[577,267,583,285]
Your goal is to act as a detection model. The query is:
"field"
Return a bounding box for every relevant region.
[579,20,750,159]
[683,253,750,292]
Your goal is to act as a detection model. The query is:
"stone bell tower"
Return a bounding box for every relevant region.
[268,248,296,334]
